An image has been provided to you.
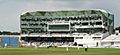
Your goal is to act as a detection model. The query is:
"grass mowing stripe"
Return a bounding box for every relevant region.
[0,48,120,55]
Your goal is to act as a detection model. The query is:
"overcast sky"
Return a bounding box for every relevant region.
[0,0,119,32]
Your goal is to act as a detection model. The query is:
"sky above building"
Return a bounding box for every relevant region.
[0,0,119,32]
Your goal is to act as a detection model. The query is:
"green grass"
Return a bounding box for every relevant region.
[0,47,120,55]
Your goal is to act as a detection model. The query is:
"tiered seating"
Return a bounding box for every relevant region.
[115,36,120,40]
[104,35,118,40]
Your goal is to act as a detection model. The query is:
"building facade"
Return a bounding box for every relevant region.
[20,9,114,47]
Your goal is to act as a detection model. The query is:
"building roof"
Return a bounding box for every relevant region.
[21,9,112,17]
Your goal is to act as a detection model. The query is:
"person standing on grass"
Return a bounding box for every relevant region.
[77,44,80,50]
[4,43,7,48]
[32,43,37,48]
[84,44,88,52]
[34,44,38,48]
[66,45,69,51]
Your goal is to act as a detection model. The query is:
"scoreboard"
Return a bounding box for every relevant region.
[47,22,70,32]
